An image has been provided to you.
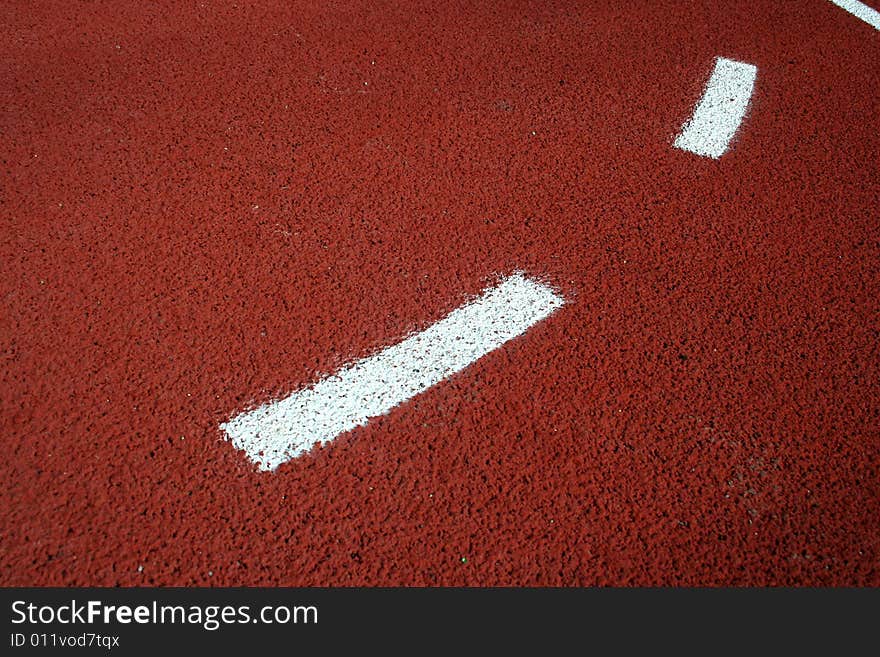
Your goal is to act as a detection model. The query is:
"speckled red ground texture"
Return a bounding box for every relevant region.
[2,0,878,586]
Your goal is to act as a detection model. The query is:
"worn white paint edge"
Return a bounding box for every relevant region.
[221,273,565,471]
[674,57,758,159]
[828,0,880,30]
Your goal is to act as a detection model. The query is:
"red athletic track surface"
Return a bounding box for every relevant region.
[2,0,878,586]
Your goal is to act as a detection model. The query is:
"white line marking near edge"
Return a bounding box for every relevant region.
[220,273,565,471]
[674,57,758,159]
[828,0,880,30]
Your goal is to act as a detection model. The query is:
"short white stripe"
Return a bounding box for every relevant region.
[674,57,758,159]
[221,273,565,471]
[828,0,880,30]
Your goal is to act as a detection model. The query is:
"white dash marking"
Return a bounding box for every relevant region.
[221,273,565,471]
[828,0,880,30]
[674,57,758,159]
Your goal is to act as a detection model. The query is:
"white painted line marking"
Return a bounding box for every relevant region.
[221,273,565,471]
[828,0,880,30]
[674,57,758,159]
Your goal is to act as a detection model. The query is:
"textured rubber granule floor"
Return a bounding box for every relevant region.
[1,0,878,585]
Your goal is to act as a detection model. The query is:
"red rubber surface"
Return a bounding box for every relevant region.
[2,0,878,586]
